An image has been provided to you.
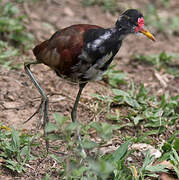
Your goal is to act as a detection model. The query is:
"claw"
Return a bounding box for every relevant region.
[23,101,43,125]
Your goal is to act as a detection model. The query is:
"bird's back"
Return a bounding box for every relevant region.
[33,24,102,78]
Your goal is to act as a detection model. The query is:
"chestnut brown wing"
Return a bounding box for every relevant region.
[33,24,101,76]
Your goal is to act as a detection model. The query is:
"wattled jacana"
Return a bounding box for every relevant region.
[24,9,155,147]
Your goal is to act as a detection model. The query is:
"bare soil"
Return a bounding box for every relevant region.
[0,0,179,179]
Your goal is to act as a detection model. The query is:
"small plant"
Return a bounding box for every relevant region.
[94,83,179,136]
[133,51,179,77]
[0,125,35,173]
[0,1,34,47]
[170,148,179,178]
[0,1,34,69]
[0,40,20,68]
[91,82,178,178]
[159,135,179,178]
[46,110,179,179]
[103,64,127,88]
[137,150,168,179]
[45,113,133,179]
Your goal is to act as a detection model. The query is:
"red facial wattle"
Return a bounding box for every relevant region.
[135,17,144,33]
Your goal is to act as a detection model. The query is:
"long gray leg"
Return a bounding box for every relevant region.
[71,83,87,157]
[24,61,49,150]
[71,83,87,123]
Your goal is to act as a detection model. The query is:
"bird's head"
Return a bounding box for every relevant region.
[116,9,155,41]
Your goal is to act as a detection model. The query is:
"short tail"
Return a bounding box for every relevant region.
[33,40,49,59]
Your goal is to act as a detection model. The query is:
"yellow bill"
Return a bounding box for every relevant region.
[140,29,156,41]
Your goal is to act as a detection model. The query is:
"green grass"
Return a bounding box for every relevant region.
[0,0,34,69]
[0,78,178,178]
[95,83,178,130]
[0,125,35,173]
[1,81,177,178]
[0,40,20,69]
[133,51,179,77]
[1,85,178,178]
[103,65,128,88]
[0,1,34,47]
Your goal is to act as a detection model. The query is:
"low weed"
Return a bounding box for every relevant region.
[92,82,179,178]
[0,40,21,69]
[0,1,34,47]
[45,114,132,179]
[0,90,178,178]
[93,82,178,141]
[103,64,127,88]
[44,83,178,179]
[0,0,34,69]
[133,51,179,77]
[0,125,35,173]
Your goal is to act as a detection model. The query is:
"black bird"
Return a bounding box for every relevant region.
[24,9,155,146]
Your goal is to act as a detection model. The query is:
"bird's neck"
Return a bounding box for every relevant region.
[109,26,129,41]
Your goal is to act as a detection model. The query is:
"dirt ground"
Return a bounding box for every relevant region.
[0,0,179,179]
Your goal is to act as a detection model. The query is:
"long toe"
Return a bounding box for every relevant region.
[24,100,43,125]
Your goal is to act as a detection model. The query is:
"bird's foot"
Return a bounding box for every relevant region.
[24,99,49,129]
[24,99,49,152]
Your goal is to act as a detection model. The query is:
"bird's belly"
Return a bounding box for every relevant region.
[83,67,105,81]
[55,66,105,83]
[54,50,113,83]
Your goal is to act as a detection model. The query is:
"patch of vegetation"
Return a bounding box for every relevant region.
[0,40,21,69]
[0,0,34,69]
[95,83,178,132]
[45,80,178,179]
[0,85,178,178]
[0,1,34,47]
[0,125,35,173]
[45,114,132,179]
[133,51,179,77]
[103,64,128,88]
[92,83,178,178]
[81,0,119,14]
[44,97,178,179]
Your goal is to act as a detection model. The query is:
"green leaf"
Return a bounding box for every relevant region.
[174,138,179,151]
[65,122,80,132]
[112,89,129,97]
[45,122,58,133]
[124,96,141,109]
[82,140,98,149]
[110,141,130,163]
[131,115,144,125]
[0,49,19,59]
[53,113,69,126]
[11,129,20,150]
[92,93,112,102]
[89,122,102,132]
[145,164,168,172]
